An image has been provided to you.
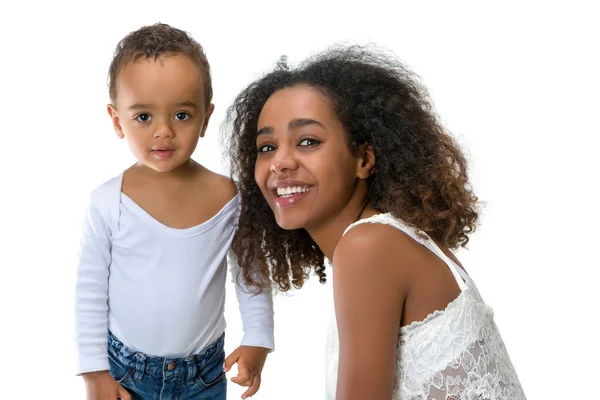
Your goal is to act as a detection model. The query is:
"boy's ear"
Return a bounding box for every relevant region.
[199,103,215,138]
[356,142,375,180]
[107,104,124,139]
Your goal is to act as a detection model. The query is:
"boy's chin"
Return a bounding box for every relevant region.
[142,159,186,173]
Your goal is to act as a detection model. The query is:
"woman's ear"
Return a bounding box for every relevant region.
[356,142,375,180]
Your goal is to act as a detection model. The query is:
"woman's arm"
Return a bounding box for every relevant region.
[332,223,409,400]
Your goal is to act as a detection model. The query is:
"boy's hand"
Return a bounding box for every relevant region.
[224,346,269,399]
[83,370,131,400]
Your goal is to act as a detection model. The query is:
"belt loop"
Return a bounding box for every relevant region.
[133,353,146,382]
[186,357,197,383]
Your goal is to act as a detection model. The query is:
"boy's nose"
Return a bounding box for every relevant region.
[154,123,174,138]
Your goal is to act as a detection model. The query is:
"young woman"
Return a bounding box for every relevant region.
[224,46,526,399]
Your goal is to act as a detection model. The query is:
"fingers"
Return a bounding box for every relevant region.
[224,351,239,373]
[225,352,262,398]
[232,375,253,387]
[117,385,132,400]
[241,375,261,399]
[231,362,252,385]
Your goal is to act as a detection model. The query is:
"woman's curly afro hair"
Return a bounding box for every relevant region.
[223,45,479,292]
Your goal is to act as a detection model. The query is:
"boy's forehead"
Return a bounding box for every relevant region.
[115,55,206,106]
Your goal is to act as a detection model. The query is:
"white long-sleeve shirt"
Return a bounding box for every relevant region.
[75,172,274,374]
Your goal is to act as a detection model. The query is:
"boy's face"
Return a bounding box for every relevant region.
[107,54,213,173]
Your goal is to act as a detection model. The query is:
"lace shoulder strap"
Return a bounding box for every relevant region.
[343,213,468,291]
[343,213,429,246]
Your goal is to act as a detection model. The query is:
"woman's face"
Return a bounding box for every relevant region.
[254,85,366,231]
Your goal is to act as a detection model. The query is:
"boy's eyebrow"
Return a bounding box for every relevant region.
[257,119,326,135]
[175,101,198,109]
[127,101,198,110]
[128,103,151,110]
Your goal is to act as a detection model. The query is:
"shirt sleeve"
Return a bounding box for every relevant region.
[74,189,112,374]
[228,249,275,351]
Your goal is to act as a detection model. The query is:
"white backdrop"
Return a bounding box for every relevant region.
[1,1,598,399]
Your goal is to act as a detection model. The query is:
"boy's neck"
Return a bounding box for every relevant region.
[135,159,204,182]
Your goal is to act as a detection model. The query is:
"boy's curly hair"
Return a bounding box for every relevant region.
[108,23,212,107]
[223,45,479,292]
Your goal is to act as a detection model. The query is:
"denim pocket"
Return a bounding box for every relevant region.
[195,349,226,389]
[108,352,135,385]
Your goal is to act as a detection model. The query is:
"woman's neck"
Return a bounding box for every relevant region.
[307,198,376,261]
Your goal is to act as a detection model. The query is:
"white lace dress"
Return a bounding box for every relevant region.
[325,214,526,399]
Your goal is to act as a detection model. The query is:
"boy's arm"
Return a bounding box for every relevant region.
[75,189,113,375]
[228,249,275,351]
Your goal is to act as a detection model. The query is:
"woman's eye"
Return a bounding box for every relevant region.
[258,144,275,153]
[175,112,190,121]
[299,138,320,147]
[135,113,151,122]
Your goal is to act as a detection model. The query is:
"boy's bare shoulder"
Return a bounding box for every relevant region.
[202,168,239,201]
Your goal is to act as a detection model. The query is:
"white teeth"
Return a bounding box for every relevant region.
[276,186,311,197]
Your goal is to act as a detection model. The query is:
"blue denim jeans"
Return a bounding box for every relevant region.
[107,331,226,400]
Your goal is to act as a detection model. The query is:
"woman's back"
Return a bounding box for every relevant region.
[326,213,526,399]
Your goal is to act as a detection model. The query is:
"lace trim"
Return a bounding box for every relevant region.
[400,290,467,334]
[343,213,429,245]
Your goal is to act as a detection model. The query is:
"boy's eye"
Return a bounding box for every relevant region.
[175,112,190,121]
[136,113,151,122]
[258,144,276,153]
[299,138,320,147]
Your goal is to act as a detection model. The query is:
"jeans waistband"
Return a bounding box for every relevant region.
[107,331,225,382]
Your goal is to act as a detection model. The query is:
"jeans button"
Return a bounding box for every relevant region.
[167,361,176,371]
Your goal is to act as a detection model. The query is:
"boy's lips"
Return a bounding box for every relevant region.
[151,148,175,159]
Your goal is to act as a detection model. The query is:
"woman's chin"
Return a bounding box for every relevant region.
[274,214,307,231]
